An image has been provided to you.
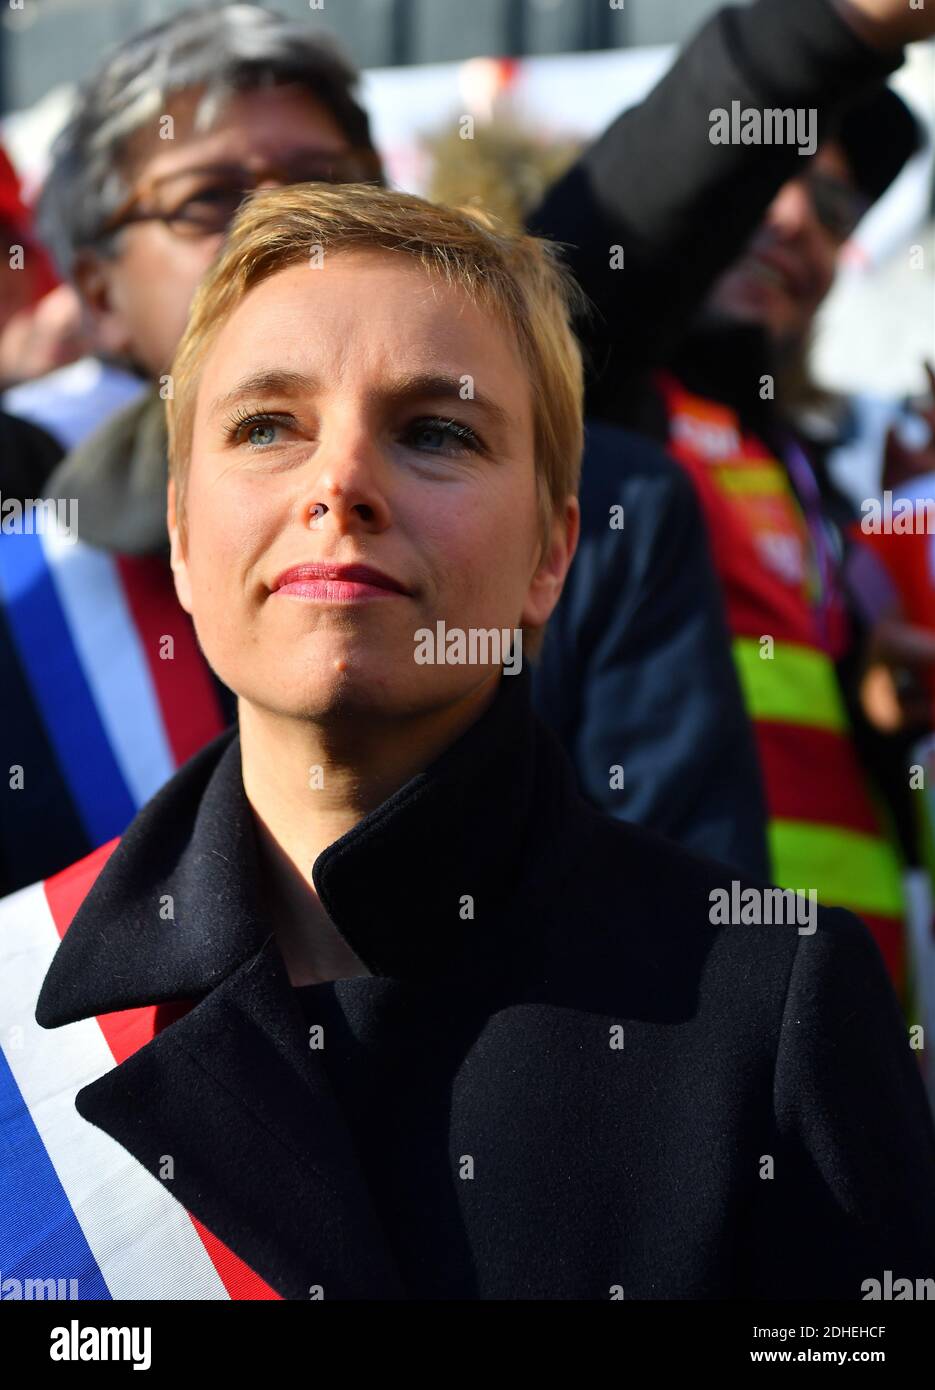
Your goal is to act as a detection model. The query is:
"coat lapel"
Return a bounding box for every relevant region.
[74,938,406,1300]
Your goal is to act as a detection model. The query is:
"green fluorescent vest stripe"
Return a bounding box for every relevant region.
[769,820,904,917]
[733,637,847,731]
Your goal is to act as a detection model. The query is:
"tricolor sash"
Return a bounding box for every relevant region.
[0,842,279,1300]
[0,524,228,887]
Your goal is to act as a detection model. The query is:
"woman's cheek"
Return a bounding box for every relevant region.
[189,477,273,573]
[428,486,534,623]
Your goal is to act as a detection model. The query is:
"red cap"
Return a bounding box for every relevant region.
[0,145,31,236]
[0,143,60,299]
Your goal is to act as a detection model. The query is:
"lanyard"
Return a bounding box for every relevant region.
[782,435,838,652]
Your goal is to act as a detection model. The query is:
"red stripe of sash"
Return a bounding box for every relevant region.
[44,839,120,940]
[189,1216,283,1300]
[115,554,226,766]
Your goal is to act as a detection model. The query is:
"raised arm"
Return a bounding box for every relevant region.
[526,0,925,401]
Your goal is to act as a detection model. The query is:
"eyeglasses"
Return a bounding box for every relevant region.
[803,169,869,242]
[97,149,383,241]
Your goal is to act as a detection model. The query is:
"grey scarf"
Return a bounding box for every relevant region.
[45,387,170,555]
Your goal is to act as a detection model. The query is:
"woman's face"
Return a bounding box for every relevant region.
[169,249,576,723]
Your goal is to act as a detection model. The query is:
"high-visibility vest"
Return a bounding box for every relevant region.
[659,374,906,993]
[0,841,279,1300]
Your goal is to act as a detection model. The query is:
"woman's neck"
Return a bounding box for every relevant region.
[238,679,499,984]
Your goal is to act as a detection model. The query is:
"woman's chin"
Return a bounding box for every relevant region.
[240,659,411,722]
[241,658,491,726]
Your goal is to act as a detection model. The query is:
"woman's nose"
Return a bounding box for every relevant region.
[299,431,392,534]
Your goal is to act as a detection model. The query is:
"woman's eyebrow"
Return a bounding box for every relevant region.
[209,369,513,430]
[209,370,313,419]
[386,373,512,432]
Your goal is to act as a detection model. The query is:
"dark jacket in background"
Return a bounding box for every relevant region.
[0,409,63,504]
[533,421,769,879]
[27,668,935,1299]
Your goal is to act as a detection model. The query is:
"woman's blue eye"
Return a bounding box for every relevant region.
[408,418,480,453]
[412,424,447,450]
[225,413,480,454]
[246,420,278,448]
[224,412,289,448]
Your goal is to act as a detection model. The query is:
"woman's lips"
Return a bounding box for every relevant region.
[270,563,410,603]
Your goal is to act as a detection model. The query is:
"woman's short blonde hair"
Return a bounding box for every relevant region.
[167,181,587,554]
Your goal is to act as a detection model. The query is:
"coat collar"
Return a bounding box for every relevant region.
[37,664,573,1029]
[72,934,413,1299]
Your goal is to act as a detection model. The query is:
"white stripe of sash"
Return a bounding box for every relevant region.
[40,525,176,807]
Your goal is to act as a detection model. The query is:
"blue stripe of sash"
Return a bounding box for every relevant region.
[0,1047,110,1299]
[0,532,135,844]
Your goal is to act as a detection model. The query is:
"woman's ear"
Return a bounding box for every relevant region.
[167,477,193,615]
[521,496,580,630]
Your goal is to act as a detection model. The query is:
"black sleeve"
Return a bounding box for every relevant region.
[754,908,935,1298]
[0,411,64,504]
[0,602,91,898]
[532,423,769,880]
[525,0,900,396]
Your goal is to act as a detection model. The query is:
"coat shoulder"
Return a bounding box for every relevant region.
[546,801,860,1025]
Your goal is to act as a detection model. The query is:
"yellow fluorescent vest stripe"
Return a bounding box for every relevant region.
[733,636,848,732]
[713,465,788,497]
[769,820,904,918]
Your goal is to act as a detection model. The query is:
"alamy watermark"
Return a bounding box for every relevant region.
[49,1319,151,1370]
[1,1272,79,1299]
[709,881,817,935]
[413,621,522,675]
[0,493,78,544]
[860,491,935,535]
[861,1270,935,1300]
[709,101,817,157]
